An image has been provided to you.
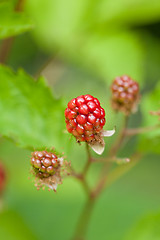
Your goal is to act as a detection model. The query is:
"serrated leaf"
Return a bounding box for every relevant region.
[125,212,160,240]
[0,210,38,240]
[0,65,68,152]
[0,2,34,39]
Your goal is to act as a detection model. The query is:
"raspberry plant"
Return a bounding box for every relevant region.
[0,1,160,240]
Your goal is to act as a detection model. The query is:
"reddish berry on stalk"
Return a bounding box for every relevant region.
[65,94,106,143]
[30,151,63,191]
[65,94,115,155]
[111,75,140,115]
[0,162,6,194]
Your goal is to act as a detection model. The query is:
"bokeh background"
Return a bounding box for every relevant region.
[0,0,160,239]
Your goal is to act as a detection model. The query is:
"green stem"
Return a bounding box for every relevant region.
[0,0,26,64]
[109,115,129,157]
[91,115,129,198]
[83,143,92,175]
[72,197,95,240]
[125,124,160,136]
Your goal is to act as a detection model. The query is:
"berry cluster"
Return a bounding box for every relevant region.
[111,75,139,115]
[65,94,106,142]
[31,151,59,178]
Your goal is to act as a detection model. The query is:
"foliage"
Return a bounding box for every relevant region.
[0,65,67,152]
[0,2,34,39]
[0,210,37,240]
[125,212,160,240]
[0,0,160,240]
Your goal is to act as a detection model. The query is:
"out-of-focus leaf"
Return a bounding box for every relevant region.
[0,65,68,152]
[142,35,160,89]
[125,212,160,240]
[141,82,160,137]
[139,136,160,154]
[98,0,160,26]
[0,2,34,39]
[0,210,37,240]
[73,32,144,83]
[26,0,144,84]
[138,82,160,153]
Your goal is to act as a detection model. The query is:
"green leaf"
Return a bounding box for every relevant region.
[0,2,34,39]
[0,65,68,152]
[0,210,38,240]
[125,212,160,240]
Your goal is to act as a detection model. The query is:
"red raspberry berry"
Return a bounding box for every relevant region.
[111,75,140,115]
[65,95,106,143]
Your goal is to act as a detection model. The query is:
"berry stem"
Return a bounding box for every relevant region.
[71,143,94,240]
[109,115,129,157]
[72,197,95,240]
[92,153,141,198]
[125,124,160,136]
[0,0,26,64]
[83,143,92,175]
[71,113,147,240]
[92,156,129,164]
[90,115,129,198]
[0,38,14,64]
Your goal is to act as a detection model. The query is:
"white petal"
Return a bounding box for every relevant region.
[101,128,115,137]
[47,183,58,191]
[89,142,105,155]
[58,157,64,165]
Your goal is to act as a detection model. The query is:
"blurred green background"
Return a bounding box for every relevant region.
[0,0,160,239]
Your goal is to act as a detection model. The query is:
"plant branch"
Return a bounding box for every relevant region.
[72,197,95,240]
[82,143,92,176]
[109,115,129,157]
[125,124,160,136]
[90,115,129,199]
[71,143,95,240]
[0,0,26,64]
[0,38,14,64]
[91,153,141,198]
